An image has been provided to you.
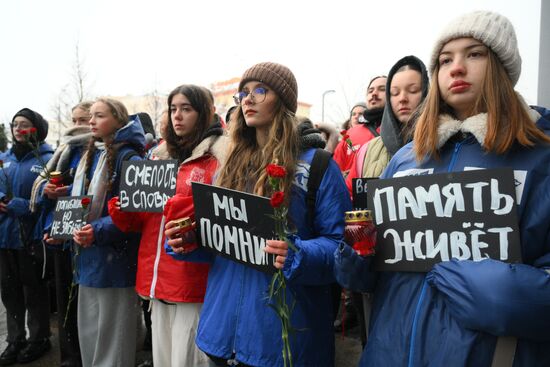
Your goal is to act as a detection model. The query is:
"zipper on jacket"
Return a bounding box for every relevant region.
[231,263,246,357]
[407,141,462,366]
[407,279,428,367]
[448,141,463,172]
[149,215,166,299]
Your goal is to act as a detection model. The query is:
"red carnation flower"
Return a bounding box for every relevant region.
[20,130,29,135]
[270,191,285,208]
[342,134,350,140]
[81,197,91,208]
[340,130,347,136]
[29,127,37,134]
[266,164,286,178]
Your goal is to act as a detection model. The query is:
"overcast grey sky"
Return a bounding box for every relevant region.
[0,0,542,127]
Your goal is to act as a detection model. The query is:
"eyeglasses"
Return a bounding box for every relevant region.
[10,122,33,130]
[233,87,269,105]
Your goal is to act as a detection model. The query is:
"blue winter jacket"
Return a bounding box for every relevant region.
[334,110,550,367]
[168,148,352,366]
[0,143,53,249]
[42,145,85,250]
[74,118,144,288]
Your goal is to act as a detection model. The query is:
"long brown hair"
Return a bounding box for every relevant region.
[216,99,299,199]
[414,50,550,161]
[83,98,128,192]
[164,85,213,163]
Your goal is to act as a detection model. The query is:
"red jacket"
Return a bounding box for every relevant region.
[332,125,379,174]
[108,137,226,302]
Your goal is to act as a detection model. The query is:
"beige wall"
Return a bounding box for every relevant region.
[210,77,312,123]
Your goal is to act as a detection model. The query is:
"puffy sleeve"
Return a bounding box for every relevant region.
[427,160,550,342]
[283,159,352,285]
[108,196,144,232]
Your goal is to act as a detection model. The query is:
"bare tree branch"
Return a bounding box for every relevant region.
[72,42,88,103]
[48,40,93,147]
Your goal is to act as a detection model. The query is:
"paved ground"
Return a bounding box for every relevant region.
[0,301,60,366]
[0,301,362,366]
[334,325,363,366]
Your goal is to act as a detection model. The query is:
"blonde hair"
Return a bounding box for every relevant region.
[414,50,550,161]
[83,98,130,192]
[216,99,299,200]
[72,101,93,114]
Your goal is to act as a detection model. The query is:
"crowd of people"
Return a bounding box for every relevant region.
[0,10,549,367]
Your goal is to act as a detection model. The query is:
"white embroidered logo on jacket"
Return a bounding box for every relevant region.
[186,167,206,186]
[30,164,43,174]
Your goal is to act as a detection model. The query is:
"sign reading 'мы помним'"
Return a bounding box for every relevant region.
[367,168,522,272]
[192,182,277,273]
[119,160,177,213]
[50,195,93,240]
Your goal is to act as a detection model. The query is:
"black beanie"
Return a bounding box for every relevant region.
[12,108,49,142]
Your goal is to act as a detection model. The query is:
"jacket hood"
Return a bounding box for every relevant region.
[315,121,340,153]
[297,118,326,151]
[113,115,146,151]
[531,105,550,134]
[380,55,429,155]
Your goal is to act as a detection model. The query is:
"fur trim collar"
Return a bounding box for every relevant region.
[151,135,228,165]
[436,95,540,148]
[183,135,228,165]
[151,141,171,160]
[436,113,488,148]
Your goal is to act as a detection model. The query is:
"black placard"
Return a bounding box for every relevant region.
[119,160,178,212]
[352,177,378,209]
[366,168,522,272]
[50,195,93,240]
[192,182,276,273]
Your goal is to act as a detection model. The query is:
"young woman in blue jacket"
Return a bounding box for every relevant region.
[68,98,144,367]
[0,108,53,365]
[37,101,92,367]
[166,62,351,366]
[335,11,550,367]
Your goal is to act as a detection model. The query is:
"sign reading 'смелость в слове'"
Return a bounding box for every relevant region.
[119,160,177,213]
[192,182,277,273]
[366,168,522,272]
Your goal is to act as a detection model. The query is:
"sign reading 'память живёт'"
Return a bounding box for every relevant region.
[192,182,277,273]
[367,168,522,272]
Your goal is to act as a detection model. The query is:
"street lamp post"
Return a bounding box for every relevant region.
[321,89,336,123]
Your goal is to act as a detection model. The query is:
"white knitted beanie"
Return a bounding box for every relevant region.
[429,11,521,86]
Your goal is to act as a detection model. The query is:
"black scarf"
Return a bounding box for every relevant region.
[297,119,326,151]
[363,107,384,128]
[12,142,33,161]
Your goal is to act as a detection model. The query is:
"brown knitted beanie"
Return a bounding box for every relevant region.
[238,62,298,113]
